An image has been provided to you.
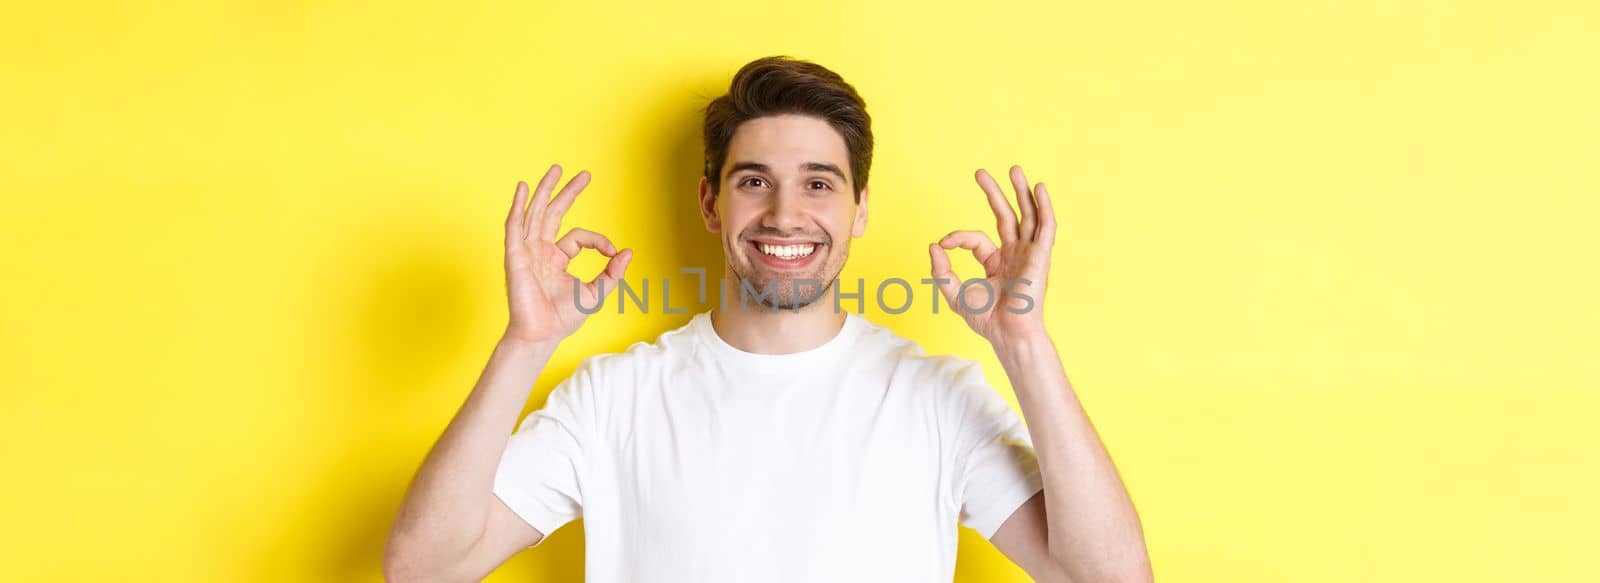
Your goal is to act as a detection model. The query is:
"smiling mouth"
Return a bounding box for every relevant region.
[753,241,818,259]
[744,238,825,268]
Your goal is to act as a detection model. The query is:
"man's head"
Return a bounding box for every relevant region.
[698,56,874,311]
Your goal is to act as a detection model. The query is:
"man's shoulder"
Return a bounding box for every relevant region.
[564,316,702,378]
[851,314,987,384]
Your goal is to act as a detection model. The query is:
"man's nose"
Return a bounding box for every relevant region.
[761,188,807,232]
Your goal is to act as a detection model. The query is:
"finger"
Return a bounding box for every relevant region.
[976,169,1020,243]
[540,170,591,241]
[1010,165,1036,242]
[1035,181,1057,247]
[927,243,961,308]
[505,181,529,243]
[586,248,634,300]
[555,227,618,259]
[939,230,999,265]
[523,164,562,238]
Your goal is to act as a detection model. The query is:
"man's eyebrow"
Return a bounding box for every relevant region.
[801,162,847,182]
[727,161,848,182]
[726,161,771,175]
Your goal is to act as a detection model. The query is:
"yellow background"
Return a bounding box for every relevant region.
[3,0,1597,580]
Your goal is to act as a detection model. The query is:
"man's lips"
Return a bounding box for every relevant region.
[747,237,824,245]
[745,239,824,270]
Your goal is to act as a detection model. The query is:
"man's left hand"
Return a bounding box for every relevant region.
[928,165,1058,346]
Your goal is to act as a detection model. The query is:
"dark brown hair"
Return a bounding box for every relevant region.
[702,55,873,202]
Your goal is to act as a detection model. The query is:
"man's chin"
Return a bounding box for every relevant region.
[734,272,833,311]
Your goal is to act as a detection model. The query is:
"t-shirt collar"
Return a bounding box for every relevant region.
[691,309,865,374]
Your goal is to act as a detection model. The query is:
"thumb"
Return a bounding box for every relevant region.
[586,248,633,301]
[927,243,961,310]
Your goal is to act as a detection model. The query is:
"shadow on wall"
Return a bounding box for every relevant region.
[252,79,722,581]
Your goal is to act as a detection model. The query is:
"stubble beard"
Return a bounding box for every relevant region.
[730,240,847,312]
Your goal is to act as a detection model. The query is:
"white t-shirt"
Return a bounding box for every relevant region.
[493,310,1044,582]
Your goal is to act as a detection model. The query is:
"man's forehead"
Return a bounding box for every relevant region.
[726,115,850,168]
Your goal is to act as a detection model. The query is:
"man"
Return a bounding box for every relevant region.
[384,56,1152,582]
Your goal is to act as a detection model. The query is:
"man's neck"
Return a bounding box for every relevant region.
[709,274,847,355]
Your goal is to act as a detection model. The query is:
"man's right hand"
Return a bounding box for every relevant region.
[384,165,622,582]
[502,164,633,346]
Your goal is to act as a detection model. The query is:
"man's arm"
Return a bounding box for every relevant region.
[929,166,1152,582]
[383,165,631,582]
[384,337,556,582]
[988,334,1150,583]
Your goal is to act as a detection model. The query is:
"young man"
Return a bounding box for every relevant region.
[384,56,1152,582]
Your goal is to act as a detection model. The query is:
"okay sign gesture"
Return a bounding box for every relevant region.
[502,164,633,346]
[929,165,1057,344]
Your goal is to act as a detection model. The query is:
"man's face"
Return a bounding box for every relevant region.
[699,113,869,311]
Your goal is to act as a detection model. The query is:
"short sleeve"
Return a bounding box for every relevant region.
[946,360,1045,539]
[491,358,601,545]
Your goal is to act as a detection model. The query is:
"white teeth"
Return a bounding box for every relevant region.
[757,242,817,259]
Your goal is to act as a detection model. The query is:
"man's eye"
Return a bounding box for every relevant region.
[809,180,831,190]
[741,177,767,188]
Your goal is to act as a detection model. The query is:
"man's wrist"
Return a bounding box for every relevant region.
[496,333,560,358]
[987,328,1054,361]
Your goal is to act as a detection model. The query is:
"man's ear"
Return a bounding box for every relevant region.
[698,176,722,233]
[851,185,869,238]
